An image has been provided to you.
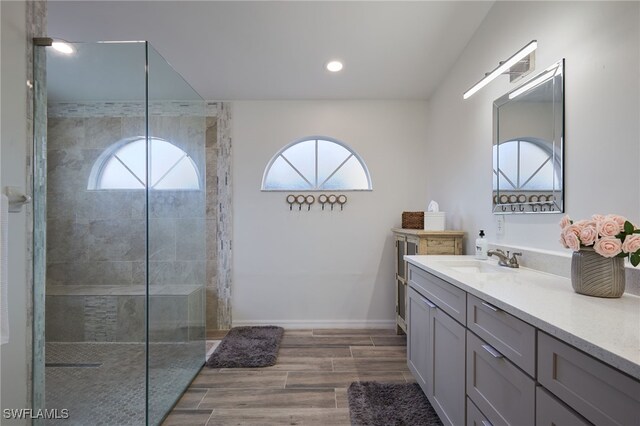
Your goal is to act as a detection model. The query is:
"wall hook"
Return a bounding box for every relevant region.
[5,186,32,213]
[305,195,315,211]
[286,194,295,211]
[337,195,347,211]
[318,194,328,210]
[328,195,337,211]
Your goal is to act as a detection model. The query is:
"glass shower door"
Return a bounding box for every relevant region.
[145,43,206,425]
[42,41,148,425]
[35,40,206,426]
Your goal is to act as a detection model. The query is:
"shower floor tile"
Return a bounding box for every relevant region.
[45,341,203,426]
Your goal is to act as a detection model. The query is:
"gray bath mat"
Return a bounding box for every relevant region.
[206,326,284,368]
[348,382,442,426]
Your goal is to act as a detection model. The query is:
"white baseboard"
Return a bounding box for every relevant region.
[231,319,396,329]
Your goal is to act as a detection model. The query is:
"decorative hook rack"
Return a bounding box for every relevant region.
[285,193,347,212]
[494,193,558,213]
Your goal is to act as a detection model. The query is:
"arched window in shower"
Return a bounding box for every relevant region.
[88,136,201,190]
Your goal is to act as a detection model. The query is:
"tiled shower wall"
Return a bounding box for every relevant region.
[213,102,232,330]
[46,102,207,341]
[45,101,233,338]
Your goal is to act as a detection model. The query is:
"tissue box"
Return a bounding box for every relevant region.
[424,212,446,231]
[402,212,424,229]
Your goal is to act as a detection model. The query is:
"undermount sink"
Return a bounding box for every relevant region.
[437,260,517,274]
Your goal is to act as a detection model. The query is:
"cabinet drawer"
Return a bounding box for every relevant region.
[536,386,591,426]
[467,331,535,426]
[467,397,492,426]
[538,332,640,426]
[467,294,536,376]
[425,238,456,255]
[408,264,466,324]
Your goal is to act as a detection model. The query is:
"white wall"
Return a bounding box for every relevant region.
[425,1,640,254]
[232,101,428,327]
[1,0,30,419]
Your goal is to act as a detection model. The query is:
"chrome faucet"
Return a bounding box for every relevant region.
[487,249,522,268]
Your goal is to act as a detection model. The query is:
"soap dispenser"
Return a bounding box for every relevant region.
[475,230,488,260]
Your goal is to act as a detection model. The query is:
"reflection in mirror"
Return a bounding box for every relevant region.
[493,59,564,214]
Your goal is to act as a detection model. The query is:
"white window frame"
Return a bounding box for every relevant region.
[261,136,372,191]
[87,136,202,191]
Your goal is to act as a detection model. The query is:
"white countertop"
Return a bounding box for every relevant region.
[405,255,640,380]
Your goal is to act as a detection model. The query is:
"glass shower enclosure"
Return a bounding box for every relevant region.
[33,41,206,425]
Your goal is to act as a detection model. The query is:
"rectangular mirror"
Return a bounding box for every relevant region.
[493,59,564,214]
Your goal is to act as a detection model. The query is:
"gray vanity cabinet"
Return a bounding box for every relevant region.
[430,307,466,426]
[407,285,465,426]
[467,294,536,376]
[407,286,432,389]
[467,331,535,426]
[535,386,591,426]
[406,261,640,426]
[467,397,492,426]
[538,332,640,426]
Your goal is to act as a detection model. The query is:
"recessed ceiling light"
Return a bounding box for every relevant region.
[52,41,74,55]
[326,60,343,72]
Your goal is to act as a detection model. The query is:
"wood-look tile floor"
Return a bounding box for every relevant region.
[163,329,410,426]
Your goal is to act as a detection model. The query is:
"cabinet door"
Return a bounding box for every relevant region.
[430,306,466,426]
[396,236,406,280]
[407,238,418,256]
[467,294,536,377]
[407,286,433,393]
[538,332,640,426]
[536,386,591,426]
[467,331,535,426]
[396,279,407,330]
[467,398,492,426]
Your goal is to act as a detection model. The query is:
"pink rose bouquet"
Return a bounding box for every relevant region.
[560,214,640,266]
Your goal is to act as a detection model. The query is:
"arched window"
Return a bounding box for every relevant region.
[88,137,201,190]
[262,136,372,191]
[493,137,560,190]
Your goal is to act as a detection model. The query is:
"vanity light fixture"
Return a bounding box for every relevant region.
[463,40,537,100]
[51,41,74,55]
[326,60,343,72]
[508,63,560,100]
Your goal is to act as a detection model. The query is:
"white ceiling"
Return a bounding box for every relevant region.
[47,1,494,100]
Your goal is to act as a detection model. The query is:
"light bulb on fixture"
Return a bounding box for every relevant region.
[52,41,74,55]
[508,68,556,100]
[326,60,343,72]
[463,40,537,99]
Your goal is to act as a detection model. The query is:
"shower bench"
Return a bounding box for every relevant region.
[45,285,204,343]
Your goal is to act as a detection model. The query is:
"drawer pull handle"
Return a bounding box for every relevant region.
[421,297,436,309]
[481,301,500,312]
[481,421,493,426]
[482,344,503,359]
